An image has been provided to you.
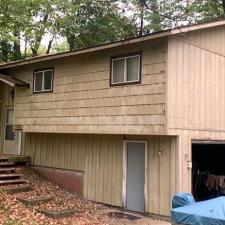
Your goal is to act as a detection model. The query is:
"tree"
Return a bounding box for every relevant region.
[0,0,57,62]
[193,0,225,22]
[0,0,26,62]
[58,0,138,50]
[1,0,225,63]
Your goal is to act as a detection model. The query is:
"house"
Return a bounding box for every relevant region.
[1,20,225,218]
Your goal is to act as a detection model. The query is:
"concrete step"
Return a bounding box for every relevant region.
[17,196,53,206]
[0,162,14,167]
[0,167,15,173]
[0,179,27,185]
[0,174,22,180]
[5,185,32,194]
[38,209,76,219]
[0,157,9,162]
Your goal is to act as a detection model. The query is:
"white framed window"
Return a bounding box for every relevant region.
[111,53,141,85]
[5,109,14,141]
[34,68,53,93]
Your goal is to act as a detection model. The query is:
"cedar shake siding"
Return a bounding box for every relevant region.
[10,39,167,135]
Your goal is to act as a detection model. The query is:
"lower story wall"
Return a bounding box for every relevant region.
[22,133,177,216]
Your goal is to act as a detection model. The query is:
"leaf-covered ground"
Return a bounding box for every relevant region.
[0,168,169,225]
[0,168,110,225]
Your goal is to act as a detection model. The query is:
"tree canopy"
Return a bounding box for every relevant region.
[0,0,224,63]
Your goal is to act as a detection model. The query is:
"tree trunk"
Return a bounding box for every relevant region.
[67,34,76,51]
[31,47,38,57]
[222,0,225,16]
[46,37,54,54]
[0,41,9,62]
[12,31,21,61]
[139,3,144,35]
[31,10,49,57]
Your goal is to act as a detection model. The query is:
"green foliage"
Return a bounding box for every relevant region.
[58,0,137,50]
[0,0,137,62]
[51,41,70,53]
[192,0,225,22]
[0,0,225,63]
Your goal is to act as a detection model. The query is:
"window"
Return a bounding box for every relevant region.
[111,53,141,85]
[34,69,53,93]
[5,109,14,141]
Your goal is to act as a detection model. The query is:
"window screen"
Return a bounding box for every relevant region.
[112,59,125,83]
[34,72,43,92]
[126,56,139,82]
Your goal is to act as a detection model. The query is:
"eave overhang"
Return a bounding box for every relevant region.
[0,73,30,88]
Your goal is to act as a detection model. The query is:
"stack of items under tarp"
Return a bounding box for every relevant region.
[171,193,225,225]
[193,173,225,201]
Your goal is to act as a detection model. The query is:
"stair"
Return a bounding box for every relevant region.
[0,156,76,220]
[0,174,23,179]
[0,167,15,173]
[0,162,15,167]
[0,156,9,162]
[0,179,27,185]
[38,209,76,219]
[18,196,53,206]
[5,184,32,194]
[0,156,28,186]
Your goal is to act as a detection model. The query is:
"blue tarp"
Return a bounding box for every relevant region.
[171,196,225,225]
[172,193,195,209]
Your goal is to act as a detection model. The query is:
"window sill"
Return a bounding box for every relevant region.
[33,90,53,94]
[110,80,141,87]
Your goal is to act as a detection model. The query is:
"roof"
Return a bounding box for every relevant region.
[1,19,225,70]
[0,74,30,88]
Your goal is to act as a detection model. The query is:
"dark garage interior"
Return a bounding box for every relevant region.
[192,143,225,201]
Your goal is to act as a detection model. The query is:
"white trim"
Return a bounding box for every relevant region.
[122,140,127,208]
[111,55,141,85]
[123,140,148,213]
[16,131,22,155]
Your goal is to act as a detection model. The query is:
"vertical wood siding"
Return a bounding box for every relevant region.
[10,39,167,135]
[23,133,124,207]
[167,26,225,192]
[23,133,177,216]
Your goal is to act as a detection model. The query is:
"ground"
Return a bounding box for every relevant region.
[0,168,170,225]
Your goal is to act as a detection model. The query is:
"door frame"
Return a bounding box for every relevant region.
[3,106,16,154]
[122,140,148,213]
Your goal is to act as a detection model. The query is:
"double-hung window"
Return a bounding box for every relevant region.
[34,68,53,93]
[111,53,141,85]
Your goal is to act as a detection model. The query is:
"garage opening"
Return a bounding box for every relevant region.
[192,142,225,201]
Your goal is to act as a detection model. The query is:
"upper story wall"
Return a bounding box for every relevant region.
[167,26,225,135]
[9,39,168,135]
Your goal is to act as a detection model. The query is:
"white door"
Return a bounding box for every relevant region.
[3,108,16,154]
[125,141,146,213]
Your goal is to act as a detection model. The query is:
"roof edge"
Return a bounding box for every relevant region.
[1,19,225,70]
[0,30,171,70]
[0,74,30,88]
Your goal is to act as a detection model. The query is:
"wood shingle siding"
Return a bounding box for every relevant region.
[10,40,167,135]
[22,133,177,216]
